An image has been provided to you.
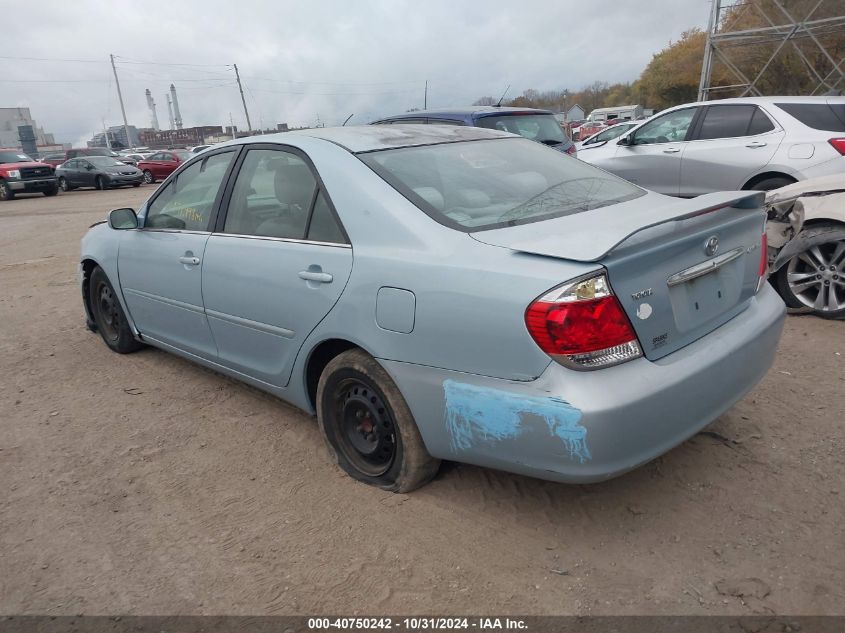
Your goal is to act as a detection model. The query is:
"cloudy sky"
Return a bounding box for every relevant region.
[2,0,709,145]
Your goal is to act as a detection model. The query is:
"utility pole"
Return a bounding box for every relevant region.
[424,80,428,109]
[109,54,133,150]
[233,64,252,132]
[229,113,236,140]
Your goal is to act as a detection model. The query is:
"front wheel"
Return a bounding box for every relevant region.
[89,266,143,353]
[0,179,14,201]
[132,182,141,188]
[316,349,440,492]
[773,223,845,319]
[95,175,106,190]
[143,170,155,184]
[44,184,59,197]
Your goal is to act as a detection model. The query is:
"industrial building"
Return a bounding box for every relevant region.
[0,107,62,155]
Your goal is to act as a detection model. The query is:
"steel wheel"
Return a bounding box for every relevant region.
[94,280,121,343]
[331,378,397,477]
[784,241,845,314]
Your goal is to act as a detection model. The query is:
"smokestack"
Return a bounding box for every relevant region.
[170,84,183,130]
[166,93,175,130]
[145,89,160,131]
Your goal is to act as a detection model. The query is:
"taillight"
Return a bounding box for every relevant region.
[525,273,642,370]
[756,231,768,292]
[828,138,845,155]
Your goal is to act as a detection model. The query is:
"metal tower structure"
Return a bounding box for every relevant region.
[698,0,845,101]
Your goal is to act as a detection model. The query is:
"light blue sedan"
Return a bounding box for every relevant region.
[80,125,785,491]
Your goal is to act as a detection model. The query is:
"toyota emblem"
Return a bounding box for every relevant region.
[704,235,719,257]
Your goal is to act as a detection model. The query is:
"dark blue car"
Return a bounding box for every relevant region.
[372,106,577,157]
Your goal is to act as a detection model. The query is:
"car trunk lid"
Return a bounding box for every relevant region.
[471,190,767,360]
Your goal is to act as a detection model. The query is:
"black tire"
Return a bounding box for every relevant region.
[316,349,440,492]
[43,184,59,197]
[773,223,845,320]
[143,170,155,184]
[88,266,143,353]
[748,176,795,192]
[95,175,106,190]
[59,177,71,192]
[132,182,141,188]
[0,179,14,201]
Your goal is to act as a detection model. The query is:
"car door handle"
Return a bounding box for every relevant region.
[746,141,767,148]
[662,147,681,153]
[179,256,200,266]
[298,270,333,283]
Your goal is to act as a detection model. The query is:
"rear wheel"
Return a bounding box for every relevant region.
[773,224,845,319]
[316,349,440,492]
[748,176,795,192]
[0,179,14,201]
[89,266,143,353]
[143,170,155,184]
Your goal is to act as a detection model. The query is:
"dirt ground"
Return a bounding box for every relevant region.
[0,187,843,617]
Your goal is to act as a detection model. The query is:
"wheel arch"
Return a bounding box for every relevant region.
[741,171,797,190]
[80,258,101,330]
[304,338,362,411]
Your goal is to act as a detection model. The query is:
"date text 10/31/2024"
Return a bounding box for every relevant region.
[307,617,528,630]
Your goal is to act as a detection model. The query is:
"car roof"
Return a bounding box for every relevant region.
[375,106,554,121]
[251,124,514,153]
[660,96,844,112]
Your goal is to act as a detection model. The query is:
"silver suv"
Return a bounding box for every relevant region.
[580,96,845,196]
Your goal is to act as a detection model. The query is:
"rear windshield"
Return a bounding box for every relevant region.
[776,103,845,132]
[174,150,192,160]
[475,113,566,145]
[359,137,644,231]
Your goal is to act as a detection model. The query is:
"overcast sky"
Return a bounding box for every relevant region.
[2,0,710,145]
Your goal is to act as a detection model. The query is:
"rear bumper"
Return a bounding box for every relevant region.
[380,283,786,484]
[8,177,57,192]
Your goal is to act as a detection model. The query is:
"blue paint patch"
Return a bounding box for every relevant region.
[443,380,591,463]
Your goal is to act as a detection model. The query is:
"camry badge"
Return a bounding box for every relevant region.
[704,235,719,257]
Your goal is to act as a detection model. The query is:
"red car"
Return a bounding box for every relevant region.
[137,149,192,183]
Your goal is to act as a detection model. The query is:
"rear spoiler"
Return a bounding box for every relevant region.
[470,190,765,263]
[593,191,765,262]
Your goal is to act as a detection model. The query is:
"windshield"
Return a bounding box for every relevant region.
[88,156,125,167]
[475,113,566,145]
[174,150,192,160]
[360,137,644,231]
[0,151,34,164]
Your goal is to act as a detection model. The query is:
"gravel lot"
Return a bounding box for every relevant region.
[0,187,843,616]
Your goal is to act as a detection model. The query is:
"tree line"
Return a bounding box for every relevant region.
[473,0,844,117]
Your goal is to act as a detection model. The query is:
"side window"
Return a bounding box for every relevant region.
[696,105,756,140]
[306,190,346,243]
[748,107,776,135]
[632,108,697,145]
[65,159,77,169]
[145,151,235,231]
[223,149,317,239]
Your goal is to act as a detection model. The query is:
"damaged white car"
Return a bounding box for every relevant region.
[766,174,845,319]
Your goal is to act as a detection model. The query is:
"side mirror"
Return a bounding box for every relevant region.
[108,208,138,230]
[617,135,632,146]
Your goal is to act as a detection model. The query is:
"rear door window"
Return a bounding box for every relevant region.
[747,107,776,135]
[775,103,845,132]
[696,105,756,140]
[475,114,566,144]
